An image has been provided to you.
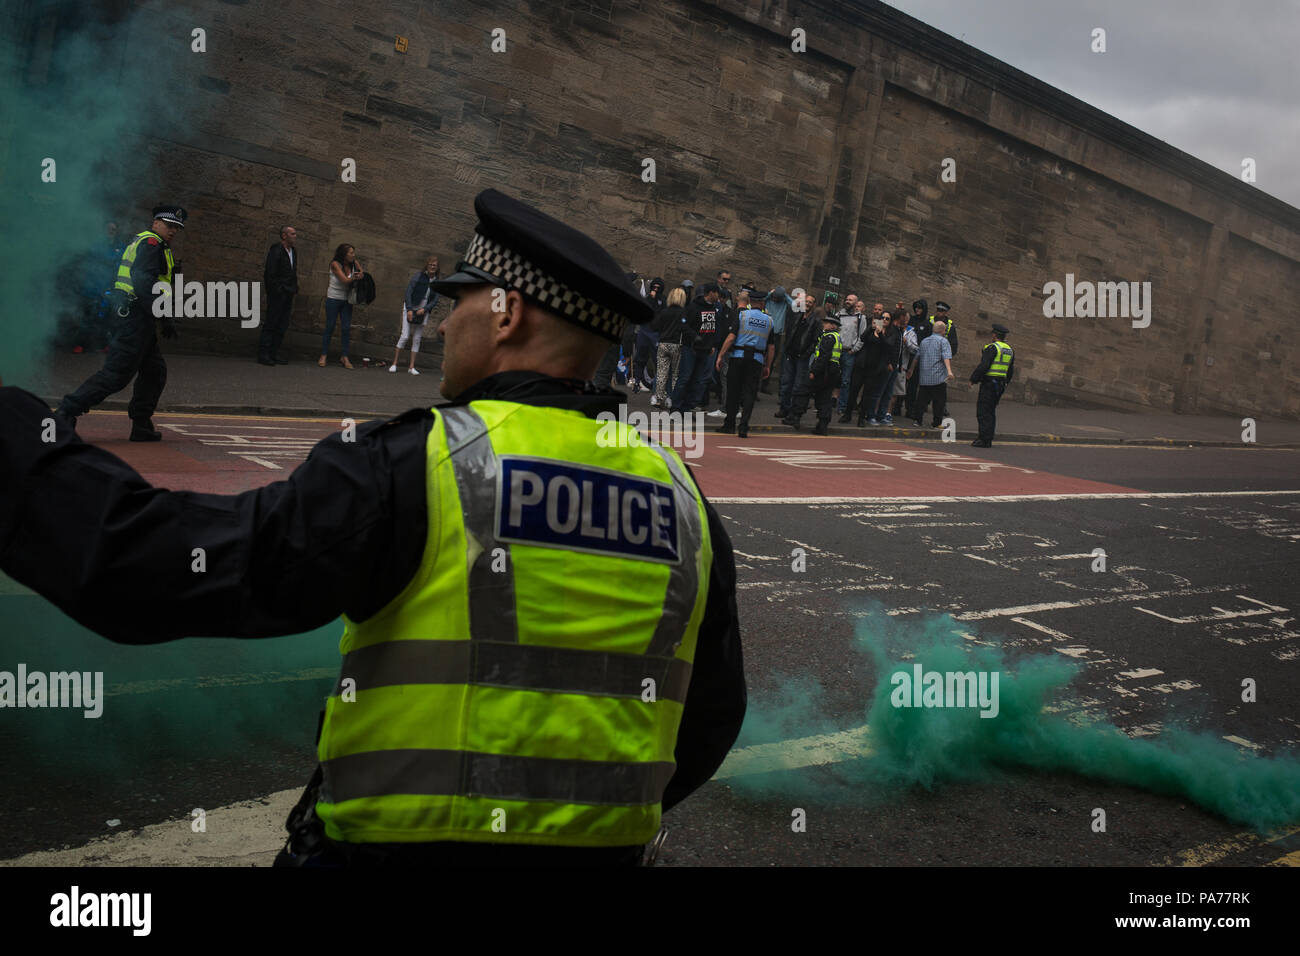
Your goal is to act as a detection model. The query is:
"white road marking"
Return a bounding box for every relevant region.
[1118,668,1164,679]
[948,585,1237,621]
[714,725,874,779]
[1011,617,1074,641]
[237,456,281,469]
[710,491,1300,504]
[1135,595,1288,625]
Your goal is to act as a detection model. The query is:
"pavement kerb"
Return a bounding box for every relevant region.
[50,397,1300,449]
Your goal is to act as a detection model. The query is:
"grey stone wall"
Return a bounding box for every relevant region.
[124,0,1300,417]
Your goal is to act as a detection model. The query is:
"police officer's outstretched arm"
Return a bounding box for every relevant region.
[661,492,747,813]
[0,386,430,644]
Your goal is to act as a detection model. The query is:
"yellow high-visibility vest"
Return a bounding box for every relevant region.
[114,231,174,296]
[316,401,712,847]
[986,341,1013,379]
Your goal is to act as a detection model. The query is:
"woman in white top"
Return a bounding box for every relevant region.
[391,255,439,374]
[321,244,363,369]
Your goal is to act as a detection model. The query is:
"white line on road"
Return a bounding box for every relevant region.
[709,491,1300,504]
[1011,617,1074,640]
[1134,596,1288,625]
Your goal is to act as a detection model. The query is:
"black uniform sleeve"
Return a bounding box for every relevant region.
[661,490,746,813]
[948,322,958,356]
[970,342,994,384]
[0,387,431,643]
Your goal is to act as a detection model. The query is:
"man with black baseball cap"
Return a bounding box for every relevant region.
[0,188,745,867]
[55,204,186,441]
[969,322,1014,447]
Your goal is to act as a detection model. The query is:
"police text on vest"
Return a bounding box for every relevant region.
[497,458,679,563]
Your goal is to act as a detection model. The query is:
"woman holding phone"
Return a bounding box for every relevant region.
[321,244,363,369]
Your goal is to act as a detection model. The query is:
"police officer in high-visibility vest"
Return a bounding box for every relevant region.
[714,288,774,438]
[969,323,1014,448]
[56,205,185,441]
[0,189,745,867]
[786,311,842,435]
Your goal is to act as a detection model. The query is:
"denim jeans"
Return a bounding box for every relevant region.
[779,350,809,414]
[323,298,353,356]
[669,347,699,410]
[837,352,857,414]
[689,349,719,409]
[869,370,898,420]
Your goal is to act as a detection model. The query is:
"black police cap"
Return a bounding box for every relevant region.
[934,300,950,312]
[430,189,652,342]
[152,205,186,228]
[992,323,1010,335]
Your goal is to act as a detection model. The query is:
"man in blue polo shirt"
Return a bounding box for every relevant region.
[715,289,774,439]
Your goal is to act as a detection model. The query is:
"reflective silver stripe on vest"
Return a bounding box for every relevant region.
[335,639,693,703]
[643,444,704,658]
[439,406,518,643]
[323,749,677,806]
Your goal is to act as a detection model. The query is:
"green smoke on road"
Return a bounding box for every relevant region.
[732,606,1300,832]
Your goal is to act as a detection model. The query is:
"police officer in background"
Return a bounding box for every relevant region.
[55,204,186,441]
[786,310,842,435]
[715,287,774,438]
[969,322,1014,448]
[0,188,746,867]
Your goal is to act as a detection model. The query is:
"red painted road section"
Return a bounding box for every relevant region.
[77,412,1142,498]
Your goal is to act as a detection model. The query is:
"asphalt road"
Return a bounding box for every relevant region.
[1,411,1297,865]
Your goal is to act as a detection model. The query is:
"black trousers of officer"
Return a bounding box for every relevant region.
[976,379,1006,444]
[789,366,837,427]
[61,303,166,421]
[760,332,781,393]
[258,292,294,361]
[723,355,763,432]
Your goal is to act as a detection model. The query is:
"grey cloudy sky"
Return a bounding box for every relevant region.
[882,0,1300,210]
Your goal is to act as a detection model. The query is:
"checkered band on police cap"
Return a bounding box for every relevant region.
[462,232,626,342]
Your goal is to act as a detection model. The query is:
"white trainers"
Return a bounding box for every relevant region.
[408,367,420,375]
[707,409,725,418]
[388,364,398,372]
[649,396,660,407]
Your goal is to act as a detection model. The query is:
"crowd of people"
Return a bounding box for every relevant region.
[59,220,1008,444]
[587,270,974,437]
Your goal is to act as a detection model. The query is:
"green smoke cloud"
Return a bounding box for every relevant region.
[0,590,338,776]
[0,1,189,391]
[732,606,1300,832]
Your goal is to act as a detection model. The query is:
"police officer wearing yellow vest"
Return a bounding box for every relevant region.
[786,311,842,435]
[55,205,185,441]
[0,189,746,866]
[969,322,1014,447]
